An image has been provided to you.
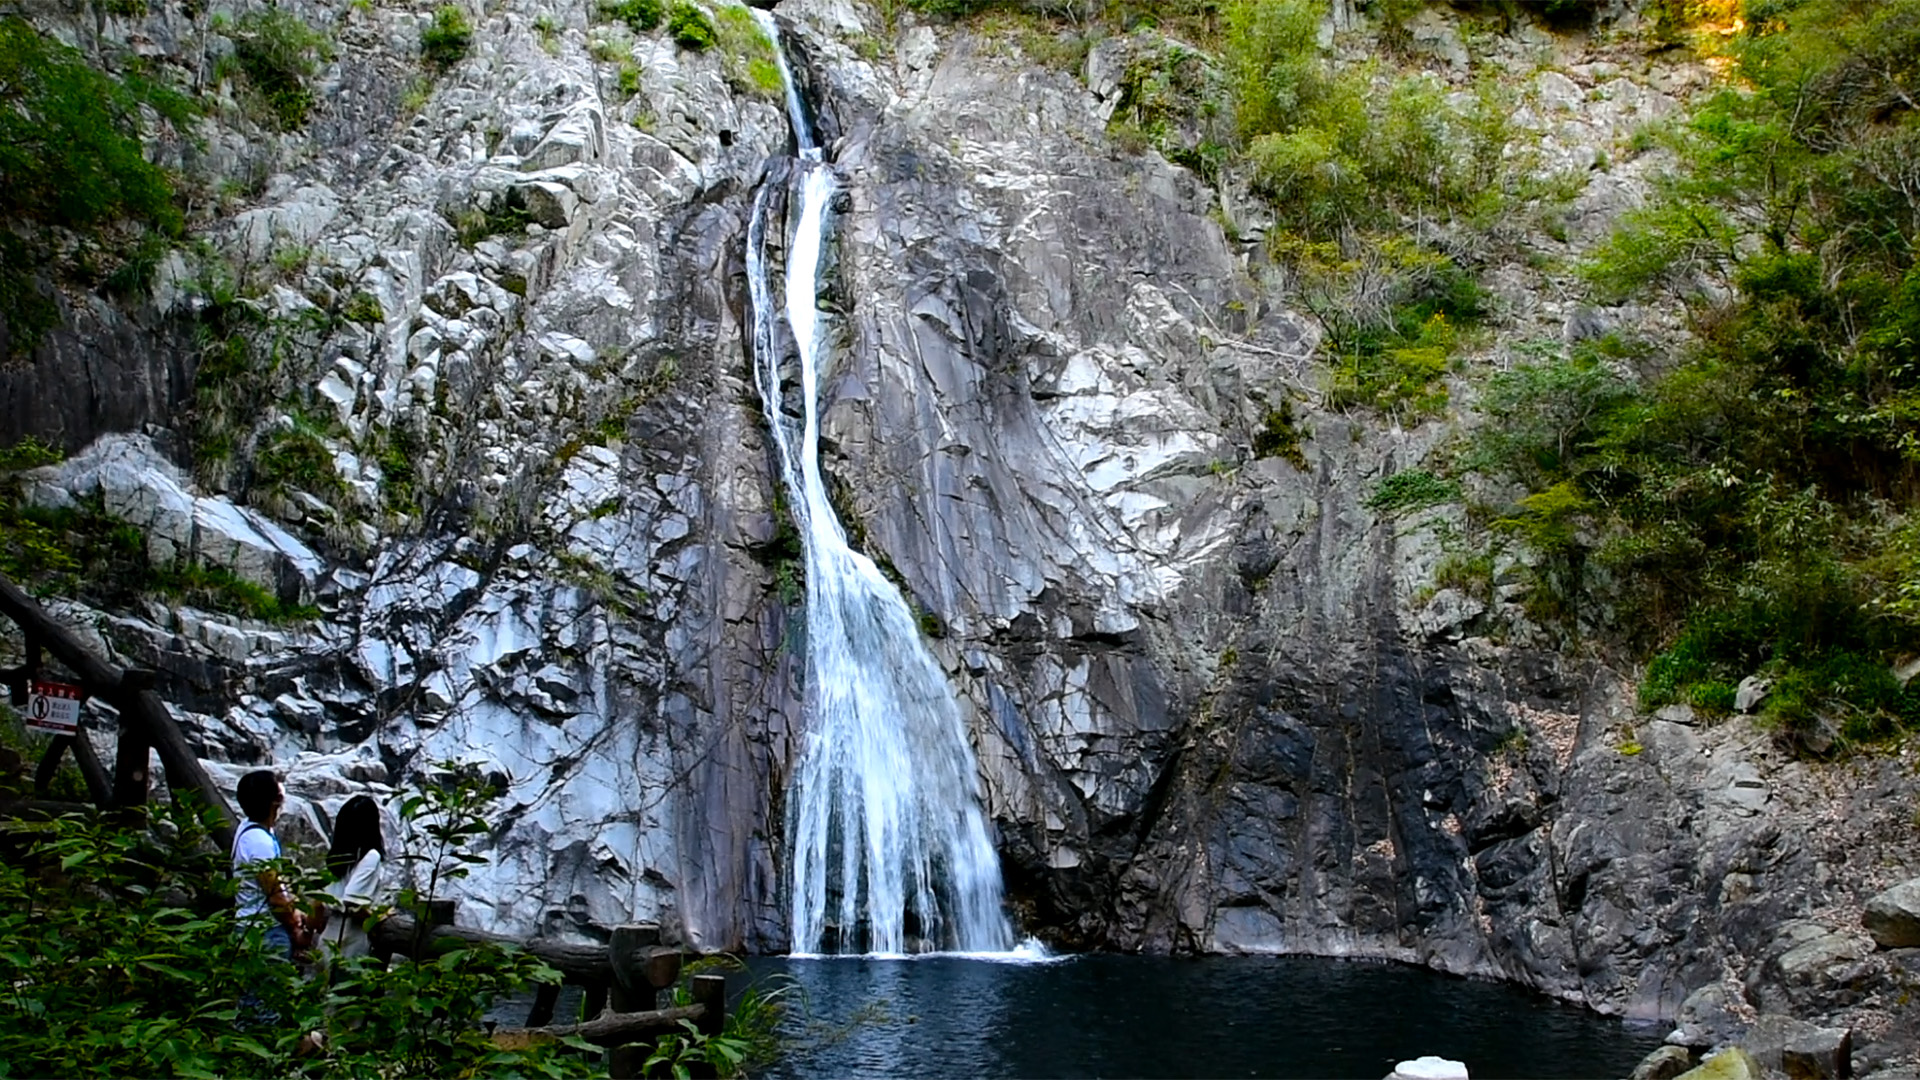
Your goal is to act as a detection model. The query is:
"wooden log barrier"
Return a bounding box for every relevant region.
[493,1004,708,1051]
[525,982,561,1028]
[370,914,664,985]
[371,909,724,1075]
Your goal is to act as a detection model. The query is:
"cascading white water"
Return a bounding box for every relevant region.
[749,11,1013,957]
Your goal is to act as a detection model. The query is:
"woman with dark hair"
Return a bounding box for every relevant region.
[318,794,387,966]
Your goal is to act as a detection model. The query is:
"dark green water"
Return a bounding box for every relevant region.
[736,954,1664,1080]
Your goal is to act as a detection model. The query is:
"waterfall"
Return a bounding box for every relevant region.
[748,11,1013,956]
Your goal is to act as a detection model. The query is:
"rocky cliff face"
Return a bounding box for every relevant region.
[7,0,1918,1056]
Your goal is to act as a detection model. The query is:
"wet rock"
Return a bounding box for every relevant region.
[1634,1046,1697,1080]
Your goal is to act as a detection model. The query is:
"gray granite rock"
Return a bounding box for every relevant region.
[1863,880,1920,949]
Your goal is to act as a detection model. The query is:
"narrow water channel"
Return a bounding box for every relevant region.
[736,954,1665,1080]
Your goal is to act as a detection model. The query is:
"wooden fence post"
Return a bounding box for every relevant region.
[691,974,725,1037]
[112,727,149,811]
[524,983,560,1028]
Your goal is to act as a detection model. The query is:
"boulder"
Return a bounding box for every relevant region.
[1862,879,1920,948]
[1633,1045,1697,1080]
[1782,1027,1853,1080]
[1654,703,1697,726]
[1389,1058,1469,1080]
[1735,676,1772,713]
[1751,923,1872,1013]
[1740,1015,1852,1080]
[1677,1048,1761,1080]
[26,433,324,602]
[1672,982,1752,1049]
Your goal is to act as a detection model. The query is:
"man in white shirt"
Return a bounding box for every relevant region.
[232,769,325,1053]
[232,769,314,958]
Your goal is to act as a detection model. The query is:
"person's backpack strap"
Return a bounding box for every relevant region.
[231,819,266,863]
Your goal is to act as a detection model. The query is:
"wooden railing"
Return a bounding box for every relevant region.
[371,911,726,1078]
[0,572,237,849]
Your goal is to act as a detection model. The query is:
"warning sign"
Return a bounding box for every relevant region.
[24,680,82,736]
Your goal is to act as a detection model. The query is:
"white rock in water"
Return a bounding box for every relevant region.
[1390,1058,1470,1080]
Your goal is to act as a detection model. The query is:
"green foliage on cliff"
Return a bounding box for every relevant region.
[422,5,475,69]
[602,0,665,32]
[0,19,186,234]
[1107,37,1230,179]
[1252,400,1309,466]
[224,8,333,131]
[668,3,718,50]
[1223,0,1512,235]
[1450,0,1920,750]
[1367,468,1461,514]
[0,17,192,352]
[714,5,783,98]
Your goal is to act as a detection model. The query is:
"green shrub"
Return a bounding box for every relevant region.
[252,419,346,503]
[1433,549,1496,603]
[0,479,314,621]
[1367,469,1461,514]
[342,290,383,325]
[1222,0,1324,142]
[0,18,193,352]
[0,19,188,232]
[1459,341,1640,491]
[0,491,149,604]
[1107,39,1230,181]
[1580,197,1737,303]
[747,57,782,94]
[451,200,535,246]
[714,3,781,98]
[375,427,423,515]
[1521,0,1920,736]
[1329,314,1454,418]
[646,955,790,1078]
[0,436,62,472]
[1688,680,1738,715]
[229,8,333,131]
[668,3,716,50]
[1252,401,1308,468]
[601,0,664,32]
[421,4,473,69]
[0,787,598,1078]
[908,0,998,16]
[151,559,316,622]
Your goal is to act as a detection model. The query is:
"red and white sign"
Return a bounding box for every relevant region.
[24,680,82,736]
